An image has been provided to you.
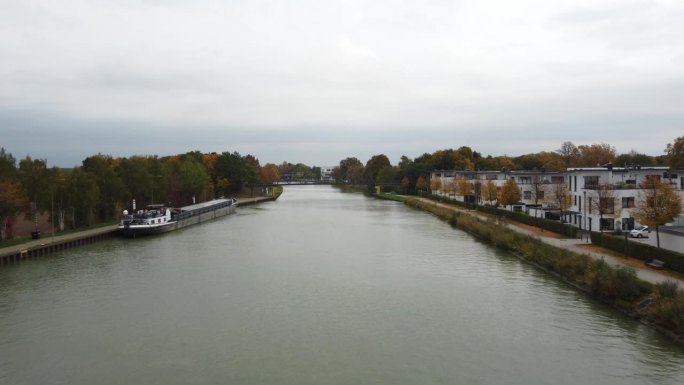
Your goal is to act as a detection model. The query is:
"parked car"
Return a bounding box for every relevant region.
[630,226,650,238]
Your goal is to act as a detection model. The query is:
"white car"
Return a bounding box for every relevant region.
[630,226,650,238]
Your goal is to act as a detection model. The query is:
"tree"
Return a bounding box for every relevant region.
[243,155,261,196]
[18,156,51,214]
[528,174,547,224]
[455,176,472,198]
[557,141,580,168]
[401,176,409,194]
[376,165,397,188]
[339,157,362,181]
[63,168,100,227]
[615,150,656,167]
[588,184,619,232]
[480,180,498,205]
[364,154,391,184]
[0,147,17,180]
[633,176,683,248]
[260,163,280,185]
[429,177,442,194]
[547,181,572,222]
[416,176,428,195]
[179,158,209,203]
[215,152,246,193]
[577,143,616,167]
[665,136,684,169]
[499,178,521,210]
[0,179,26,240]
[82,154,127,221]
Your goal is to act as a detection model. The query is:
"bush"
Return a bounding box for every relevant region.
[591,232,684,274]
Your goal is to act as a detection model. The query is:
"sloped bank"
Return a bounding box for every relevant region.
[402,197,684,345]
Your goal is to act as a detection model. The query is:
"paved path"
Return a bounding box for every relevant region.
[1,196,277,259]
[414,197,683,287]
[0,224,118,259]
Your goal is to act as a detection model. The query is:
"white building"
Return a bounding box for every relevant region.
[320,166,335,181]
[431,166,684,232]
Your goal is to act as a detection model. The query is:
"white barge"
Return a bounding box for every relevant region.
[118,198,237,237]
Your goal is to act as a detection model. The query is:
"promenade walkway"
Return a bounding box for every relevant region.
[0,224,118,260]
[1,196,277,263]
[413,197,683,288]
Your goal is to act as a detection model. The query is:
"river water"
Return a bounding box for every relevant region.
[1,185,683,384]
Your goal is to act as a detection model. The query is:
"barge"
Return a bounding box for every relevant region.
[118,198,237,237]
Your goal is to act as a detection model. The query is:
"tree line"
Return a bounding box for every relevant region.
[1,136,682,240]
[331,138,684,193]
[0,149,322,240]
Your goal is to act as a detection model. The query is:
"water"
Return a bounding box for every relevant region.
[1,185,683,384]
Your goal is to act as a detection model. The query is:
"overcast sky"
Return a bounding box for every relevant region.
[1,0,683,167]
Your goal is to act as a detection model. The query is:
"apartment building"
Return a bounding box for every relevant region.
[431,166,684,232]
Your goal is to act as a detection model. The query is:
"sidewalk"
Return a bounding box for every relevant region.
[415,197,684,287]
[0,224,118,259]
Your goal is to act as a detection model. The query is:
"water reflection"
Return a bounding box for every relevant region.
[1,185,683,385]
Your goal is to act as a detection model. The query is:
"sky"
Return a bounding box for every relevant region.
[1,0,683,167]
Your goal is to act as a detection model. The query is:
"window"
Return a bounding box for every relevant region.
[584,176,599,189]
[622,197,635,208]
[486,174,498,180]
[600,218,615,231]
[523,191,531,199]
[519,177,531,184]
[622,217,634,230]
[551,176,564,183]
[537,191,544,199]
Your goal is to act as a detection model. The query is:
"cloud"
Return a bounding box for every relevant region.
[1,0,683,167]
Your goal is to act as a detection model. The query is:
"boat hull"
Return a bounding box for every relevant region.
[117,222,177,237]
[117,198,237,237]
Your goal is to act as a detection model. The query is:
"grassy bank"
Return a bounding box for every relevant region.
[403,197,684,343]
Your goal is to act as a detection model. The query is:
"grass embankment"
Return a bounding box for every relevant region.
[404,197,684,343]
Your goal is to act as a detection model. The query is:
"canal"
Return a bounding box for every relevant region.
[1,185,683,384]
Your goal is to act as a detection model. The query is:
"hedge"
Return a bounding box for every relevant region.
[427,194,578,238]
[591,232,684,274]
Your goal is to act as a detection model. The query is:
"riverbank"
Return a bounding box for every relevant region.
[379,192,684,344]
[0,195,279,266]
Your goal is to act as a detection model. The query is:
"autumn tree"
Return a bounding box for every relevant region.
[499,178,521,210]
[665,136,684,169]
[339,157,362,182]
[455,176,472,200]
[480,180,498,205]
[634,176,683,248]
[547,181,572,221]
[416,176,428,195]
[0,148,26,239]
[576,143,616,167]
[260,163,280,185]
[429,177,442,194]
[346,164,365,184]
[0,179,26,240]
[588,184,619,232]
